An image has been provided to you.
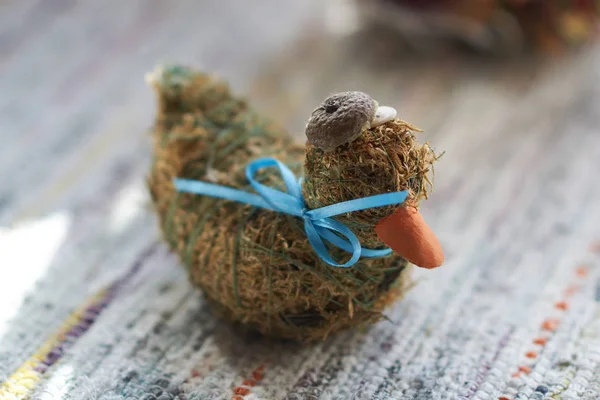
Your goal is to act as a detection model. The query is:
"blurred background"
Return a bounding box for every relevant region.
[3,0,600,239]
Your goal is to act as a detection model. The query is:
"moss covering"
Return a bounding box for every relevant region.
[147,65,438,341]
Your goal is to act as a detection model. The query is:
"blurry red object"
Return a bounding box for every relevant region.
[356,0,600,54]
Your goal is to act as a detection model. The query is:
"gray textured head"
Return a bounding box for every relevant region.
[305,91,378,152]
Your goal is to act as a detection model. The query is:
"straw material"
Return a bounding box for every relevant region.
[147,65,437,341]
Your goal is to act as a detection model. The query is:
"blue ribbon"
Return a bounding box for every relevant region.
[173,157,408,268]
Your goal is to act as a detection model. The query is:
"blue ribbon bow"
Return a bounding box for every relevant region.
[173,157,408,268]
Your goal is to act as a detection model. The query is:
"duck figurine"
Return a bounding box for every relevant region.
[147,65,443,341]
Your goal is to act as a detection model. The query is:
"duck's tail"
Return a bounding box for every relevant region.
[146,64,246,119]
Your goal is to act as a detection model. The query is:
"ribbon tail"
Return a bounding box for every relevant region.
[316,227,391,258]
[307,190,408,220]
[174,178,276,211]
[304,219,361,268]
[307,219,361,268]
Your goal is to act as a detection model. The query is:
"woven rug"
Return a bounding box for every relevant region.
[1,1,600,399]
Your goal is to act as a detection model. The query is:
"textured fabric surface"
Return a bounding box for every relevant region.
[1,1,600,399]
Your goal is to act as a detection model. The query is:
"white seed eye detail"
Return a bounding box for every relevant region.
[372,106,397,127]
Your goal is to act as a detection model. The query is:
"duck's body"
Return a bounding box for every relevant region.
[148,65,439,341]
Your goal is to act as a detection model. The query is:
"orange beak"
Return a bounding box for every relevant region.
[375,206,444,269]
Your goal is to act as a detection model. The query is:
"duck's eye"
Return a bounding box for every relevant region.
[372,106,397,127]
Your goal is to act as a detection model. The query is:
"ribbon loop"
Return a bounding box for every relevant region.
[174,156,408,267]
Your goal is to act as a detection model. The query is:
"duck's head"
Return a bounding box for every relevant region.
[305,91,397,151]
[303,91,444,269]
